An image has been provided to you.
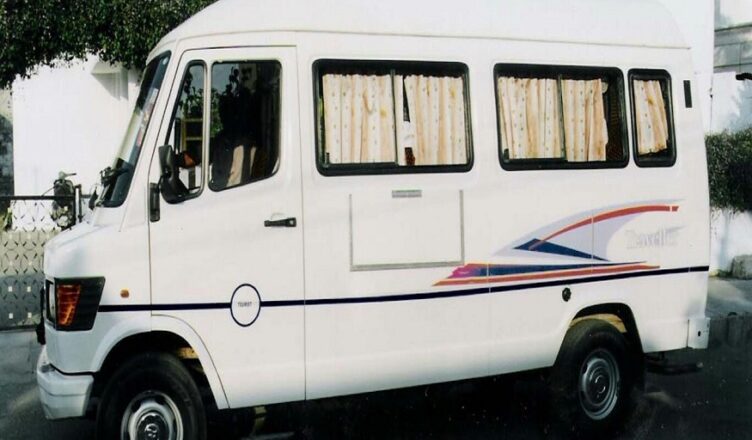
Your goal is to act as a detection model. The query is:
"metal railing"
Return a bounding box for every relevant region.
[0,187,87,330]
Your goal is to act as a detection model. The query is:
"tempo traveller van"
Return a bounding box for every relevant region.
[36,0,711,438]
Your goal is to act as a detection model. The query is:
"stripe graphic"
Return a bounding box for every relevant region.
[98,265,708,312]
[536,204,679,246]
[435,263,658,286]
[439,202,682,286]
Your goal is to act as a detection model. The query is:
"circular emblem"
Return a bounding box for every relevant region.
[230,284,262,327]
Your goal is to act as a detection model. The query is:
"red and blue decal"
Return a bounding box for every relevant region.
[435,203,679,287]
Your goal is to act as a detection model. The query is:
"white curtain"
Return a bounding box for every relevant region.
[322,74,396,164]
[497,77,562,159]
[633,80,669,155]
[497,77,608,162]
[561,79,608,162]
[396,75,467,165]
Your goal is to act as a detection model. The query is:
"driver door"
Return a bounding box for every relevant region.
[148,47,304,408]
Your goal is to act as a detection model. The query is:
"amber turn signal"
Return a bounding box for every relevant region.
[56,283,82,327]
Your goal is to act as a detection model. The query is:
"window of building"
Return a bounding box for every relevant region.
[209,61,280,191]
[165,62,205,197]
[495,64,627,170]
[630,70,675,167]
[315,60,472,175]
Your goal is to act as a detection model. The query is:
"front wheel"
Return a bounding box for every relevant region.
[549,320,638,437]
[97,352,207,440]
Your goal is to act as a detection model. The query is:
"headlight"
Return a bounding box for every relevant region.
[51,278,105,331]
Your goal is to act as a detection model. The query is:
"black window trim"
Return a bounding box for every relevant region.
[313,58,474,177]
[628,69,677,168]
[163,60,208,203]
[102,51,172,208]
[208,59,283,193]
[494,63,629,171]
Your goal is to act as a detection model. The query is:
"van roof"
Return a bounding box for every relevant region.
[158,0,686,53]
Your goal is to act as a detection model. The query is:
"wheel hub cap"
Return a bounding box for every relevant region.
[579,349,620,420]
[121,391,183,440]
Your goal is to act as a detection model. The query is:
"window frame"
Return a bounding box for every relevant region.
[313,59,474,176]
[494,63,629,171]
[163,60,208,203]
[628,69,676,168]
[208,59,283,193]
[101,51,171,208]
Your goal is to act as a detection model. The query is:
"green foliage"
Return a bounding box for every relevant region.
[0,0,215,88]
[706,127,752,212]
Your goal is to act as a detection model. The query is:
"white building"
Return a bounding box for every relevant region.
[11,57,139,195]
[712,0,752,132]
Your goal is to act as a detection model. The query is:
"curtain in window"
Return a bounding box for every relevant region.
[561,79,608,162]
[497,77,563,160]
[322,74,396,164]
[633,80,669,155]
[396,75,467,165]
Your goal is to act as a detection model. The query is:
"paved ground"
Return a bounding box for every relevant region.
[1,278,751,439]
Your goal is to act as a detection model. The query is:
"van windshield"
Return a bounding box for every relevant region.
[100,52,171,207]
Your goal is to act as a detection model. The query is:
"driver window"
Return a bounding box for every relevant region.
[209,61,281,191]
[165,62,206,195]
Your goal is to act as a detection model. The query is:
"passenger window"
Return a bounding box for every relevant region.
[630,71,675,167]
[316,60,471,175]
[495,65,627,170]
[165,62,205,195]
[209,61,280,191]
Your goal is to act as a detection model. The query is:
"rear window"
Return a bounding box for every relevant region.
[629,70,676,167]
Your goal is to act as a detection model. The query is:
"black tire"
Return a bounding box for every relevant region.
[96,352,207,440]
[549,320,638,438]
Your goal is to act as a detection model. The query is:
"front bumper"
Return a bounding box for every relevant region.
[36,347,93,419]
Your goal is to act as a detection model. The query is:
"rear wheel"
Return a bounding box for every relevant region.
[549,320,638,437]
[97,352,207,440]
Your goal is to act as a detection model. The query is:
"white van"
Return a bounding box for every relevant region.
[36,0,711,438]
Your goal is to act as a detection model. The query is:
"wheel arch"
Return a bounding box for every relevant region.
[92,316,229,411]
[569,302,643,354]
[564,302,646,390]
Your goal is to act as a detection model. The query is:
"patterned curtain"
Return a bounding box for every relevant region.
[633,80,669,155]
[497,77,563,160]
[322,74,396,164]
[561,79,608,162]
[396,75,467,165]
[497,77,608,162]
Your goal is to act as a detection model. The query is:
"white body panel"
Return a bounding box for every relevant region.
[38,0,709,419]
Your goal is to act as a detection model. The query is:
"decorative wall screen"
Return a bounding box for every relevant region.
[0,194,86,330]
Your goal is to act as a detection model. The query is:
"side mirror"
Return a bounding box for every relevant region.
[88,189,98,211]
[157,145,188,204]
[149,183,160,222]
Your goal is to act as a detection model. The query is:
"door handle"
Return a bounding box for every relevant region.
[264,217,297,228]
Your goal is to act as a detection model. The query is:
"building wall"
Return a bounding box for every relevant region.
[708,0,752,272]
[11,56,139,195]
[712,0,752,132]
